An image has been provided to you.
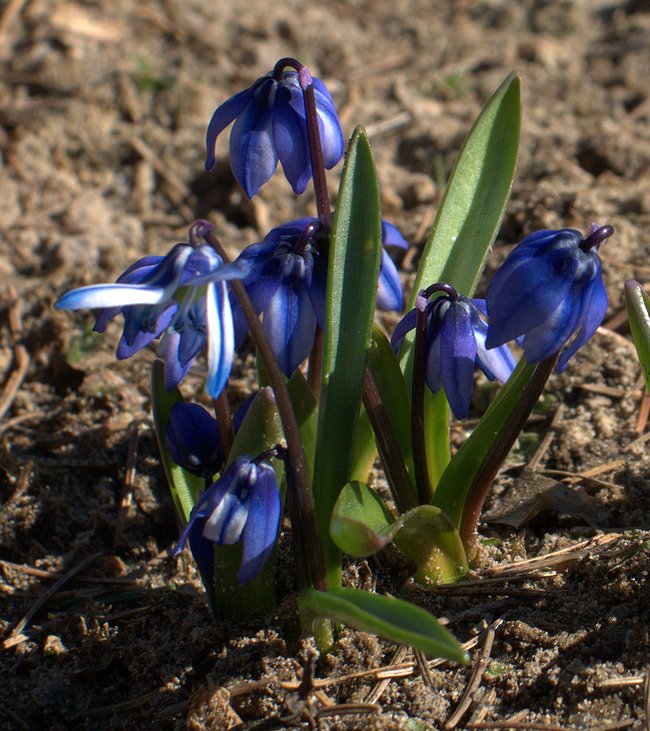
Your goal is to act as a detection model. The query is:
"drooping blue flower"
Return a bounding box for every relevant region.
[55,241,248,398]
[172,455,281,585]
[166,402,224,478]
[230,217,407,376]
[391,288,516,419]
[485,224,612,371]
[230,217,326,377]
[205,67,344,198]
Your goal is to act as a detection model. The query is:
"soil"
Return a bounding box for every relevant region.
[1,0,650,729]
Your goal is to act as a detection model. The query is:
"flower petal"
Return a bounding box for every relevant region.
[206,281,235,398]
[166,402,223,476]
[390,307,418,350]
[159,330,194,389]
[440,303,477,419]
[237,463,281,584]
[486,238,580,348]
[263,281,316,376]
[273,84,312,195]
[557,263,608,371]
[229,79,278,198]
[377,250,404,312]
[381,220,409,249]
[205,83,259,171]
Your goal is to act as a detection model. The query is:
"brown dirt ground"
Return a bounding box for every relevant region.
[1,0,650,729]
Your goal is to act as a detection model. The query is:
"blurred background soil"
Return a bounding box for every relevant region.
[1,0,650,729]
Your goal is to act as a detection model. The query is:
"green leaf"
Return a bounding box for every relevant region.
[408,73,520,306]
[330,481,395,556]
[299,587,467,663]
[313,126,383,586]
[392,506,468,586]
[433,357,536,528]
[151,360,201,523]
[625,280,650,394]
[349,402,378,483]
[330,482,468,584]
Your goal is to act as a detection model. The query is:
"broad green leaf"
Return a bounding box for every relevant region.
[408,73,520,307]
[433,357,535,529]
[330,481,394,556]
[299,587,467,663]
[423,388,451,491]
[330,482,468,584]
[151,360,201,523]
[350,403,378,484]
[625,280,650,394]
[393,505,468,586]
[313,127,383,586]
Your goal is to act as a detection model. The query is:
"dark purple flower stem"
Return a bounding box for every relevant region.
[203,226,327,593]
[411,284,459,506]
[213,390,234,459]
[459,354,558,552]
[580,224,614,253]
[274,58,334,396]
[272,58,333,233]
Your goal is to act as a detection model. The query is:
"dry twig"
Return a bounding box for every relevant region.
[0,285,30,422]
[3,552,103,649]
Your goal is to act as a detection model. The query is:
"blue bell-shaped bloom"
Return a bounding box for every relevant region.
[231,217,407,376]
[485,225,612,371]
[230,218,327,377]
[205,66,344,198]
[172,455,281,585]
[55,241,248,398]
[392,290,516,419]
[166,402,224,478]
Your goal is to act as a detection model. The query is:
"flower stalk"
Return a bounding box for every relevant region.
[203,226,327,592]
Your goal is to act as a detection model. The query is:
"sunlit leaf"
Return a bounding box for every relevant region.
[299,587,467,662]
[313,127,383,586]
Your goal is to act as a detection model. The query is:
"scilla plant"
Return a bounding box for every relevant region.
[55,58,613,662]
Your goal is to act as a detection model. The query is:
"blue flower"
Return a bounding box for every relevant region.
[485,225,612,371]
[205,67,344,198]
[166,402,224,478]
[392,289,516,419]
[229,218,326,377]
[230,217,407,376]
[55,241,248,398]
[172,455,281,585]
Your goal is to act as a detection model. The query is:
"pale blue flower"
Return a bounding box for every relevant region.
[55,243,248,397]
